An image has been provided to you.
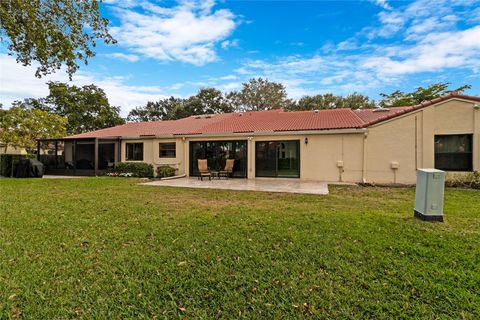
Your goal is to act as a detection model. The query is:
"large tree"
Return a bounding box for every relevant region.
[379,82,471,107]
[0,105,67,152]
[185,88,234,115]
[0,0,115,78]
[42,82,125,134]
[127,97,187,122]
[287,93,375,111]
[228,78,293,111]
[127,88,234,122]
[0,104,6,122]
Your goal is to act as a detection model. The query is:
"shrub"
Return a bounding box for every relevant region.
[445,171,480,189]
[156,165,176,178]
[115,162,153,178]
[0,154,36,177]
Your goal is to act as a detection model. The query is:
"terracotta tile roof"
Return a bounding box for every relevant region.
[354,106,412,124]
[195,108,365,133]
[66,92,480,139]
[67,113,233,138]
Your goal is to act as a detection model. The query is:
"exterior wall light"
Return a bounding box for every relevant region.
[304,137,308,145]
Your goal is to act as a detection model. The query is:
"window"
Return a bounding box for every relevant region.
[159,142,176,158]
[126,143,143,161]
[434,134,473,171]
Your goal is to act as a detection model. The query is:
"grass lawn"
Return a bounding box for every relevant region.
[0,178,479,319]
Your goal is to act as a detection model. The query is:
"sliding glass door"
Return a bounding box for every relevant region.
[256,140,300,178]
[189,140,248,178]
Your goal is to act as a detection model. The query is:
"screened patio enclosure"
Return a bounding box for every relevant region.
[37,138,120,176]
[189,140,248,178]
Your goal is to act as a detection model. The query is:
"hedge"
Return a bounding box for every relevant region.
[0,154,36,177]
[115,162,154,178]
[156,165,176,178]
[446,171,480,189]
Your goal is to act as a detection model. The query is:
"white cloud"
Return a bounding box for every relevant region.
[231,0,480,99]
[369,0,476,40]
[218,75,237,80]
[108,0,237,66]
[230,55,379,98]
[0,55,168,116]
[105,52,140,62]
[221,39,239,50]
[371,0,392,10]
[374,11,405,38]
[362,26,480,76]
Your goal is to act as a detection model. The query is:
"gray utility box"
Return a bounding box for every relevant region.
[414,169,445,222]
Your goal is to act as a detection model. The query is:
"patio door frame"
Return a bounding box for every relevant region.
[255,140,301,178]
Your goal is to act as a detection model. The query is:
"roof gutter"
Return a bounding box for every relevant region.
[120,128,368,140]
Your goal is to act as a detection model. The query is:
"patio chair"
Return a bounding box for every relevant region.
[219,159,235,179]
[197,159,211,180]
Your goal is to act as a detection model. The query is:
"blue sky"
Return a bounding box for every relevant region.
[1,0,480,115]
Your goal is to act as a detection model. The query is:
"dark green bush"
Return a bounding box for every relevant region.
[0,154,36,177]
[156,165,176,178]
[115,162,154,178]
[446,171,480,189]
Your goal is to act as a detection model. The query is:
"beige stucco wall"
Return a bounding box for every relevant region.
[248,133,364,181]
[365,112,419,184]
[121,138,186,175]
[120,98,479,183]
[121,133,365,181]
[365,99,479,184]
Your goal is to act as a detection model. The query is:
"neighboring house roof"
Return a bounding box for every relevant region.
[67,92,480,139]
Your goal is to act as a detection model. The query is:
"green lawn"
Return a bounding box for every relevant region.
[0,178,479,319]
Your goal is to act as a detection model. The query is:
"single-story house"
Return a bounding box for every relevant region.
[38,92,480,184]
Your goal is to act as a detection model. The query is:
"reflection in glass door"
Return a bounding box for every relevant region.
[255,140,300,178]
[189,140,248,178]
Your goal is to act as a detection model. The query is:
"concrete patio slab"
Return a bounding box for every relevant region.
[140,177,329,195]
[42,175,84,179]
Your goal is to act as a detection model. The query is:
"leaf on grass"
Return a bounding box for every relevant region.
[309,285,321,291]
[11,307,22,319]
[177,261,187,266]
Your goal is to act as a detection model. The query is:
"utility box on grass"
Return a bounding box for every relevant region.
[414,169,445,222]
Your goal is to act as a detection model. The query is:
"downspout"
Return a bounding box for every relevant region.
[248,137,253,178]
[415,116,418,169]
[94,138,99,176]
[183,137,188,177]
[362,131,368,183]
[474,104,479,171]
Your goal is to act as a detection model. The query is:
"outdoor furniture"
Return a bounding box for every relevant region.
[197,159,211,180]
[219,159,235,179]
